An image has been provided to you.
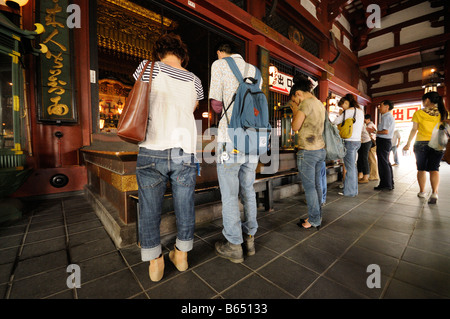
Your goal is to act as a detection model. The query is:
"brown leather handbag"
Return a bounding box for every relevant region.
[117,60,155,144]
[443,140,450,164]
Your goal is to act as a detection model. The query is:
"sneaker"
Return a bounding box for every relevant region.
[417,192,427,198]
[243,234,255,256]
[215,240,244,263]
[428,193,438,204]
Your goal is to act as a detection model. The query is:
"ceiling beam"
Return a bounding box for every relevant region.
[369,59,443,79]
[367,10,444,40]
[328,0,353,23]
[370,80,422,95]
[359,33,450,68]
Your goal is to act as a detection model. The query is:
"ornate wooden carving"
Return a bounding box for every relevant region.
[97,0,176,61]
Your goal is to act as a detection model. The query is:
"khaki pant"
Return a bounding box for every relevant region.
[368,146,379,180]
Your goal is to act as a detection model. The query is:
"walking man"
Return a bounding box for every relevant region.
[371,100,395,190]
[391,129,401,166]
[209,42,260,263]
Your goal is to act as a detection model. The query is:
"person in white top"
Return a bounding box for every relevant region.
[332,93,365,197]
[209,42,260,263]
[133,33,204,282]
[391,129,401,166]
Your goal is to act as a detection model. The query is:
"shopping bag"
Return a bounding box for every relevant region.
[428,122,449,151]
[323,110,346,161]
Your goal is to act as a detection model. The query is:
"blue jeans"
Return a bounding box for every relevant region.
[297,148,326,227]
[414,141,444,172]
[343,141,361,197]
[320,161,327,203]
[391,145,399,165]
[217,146,258,245]
[136,148,197,261]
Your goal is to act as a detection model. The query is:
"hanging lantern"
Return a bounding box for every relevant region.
[5,0,29,9]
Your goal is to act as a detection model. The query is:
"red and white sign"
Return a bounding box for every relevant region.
[269,69,293,95]
[392,105,420,123]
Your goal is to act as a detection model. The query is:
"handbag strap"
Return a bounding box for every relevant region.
[147,61,155,90]
[137,60,155,83]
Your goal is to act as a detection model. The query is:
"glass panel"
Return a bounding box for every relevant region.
[0,53,13,149]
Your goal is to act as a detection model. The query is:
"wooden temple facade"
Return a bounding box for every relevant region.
[1,0,449,245]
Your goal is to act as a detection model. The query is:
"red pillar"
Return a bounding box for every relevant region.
[445,41,450,113]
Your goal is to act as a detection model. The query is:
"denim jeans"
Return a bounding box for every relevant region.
[320,161,327,203]
[343,140,361,197]
[136,147,197,261]
[414,141,444,172]
[391,145,399,165]
[297,148,326,227]
[216,145,258,245]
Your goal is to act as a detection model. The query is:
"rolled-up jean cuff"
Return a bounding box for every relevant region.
[176,238,193,252]
[141,245,162,262]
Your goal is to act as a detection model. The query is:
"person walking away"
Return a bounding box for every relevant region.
[370,100,395,191]
[134,33,204,282]
[403,91,448,204]
[290,74,325,230]
[391,129,401,166]
[332,94,364,197]
[209,42,260,263]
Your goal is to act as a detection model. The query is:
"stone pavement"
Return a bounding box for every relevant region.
[1,156,450,300]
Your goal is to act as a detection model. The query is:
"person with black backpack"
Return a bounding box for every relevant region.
[209,42,269,263]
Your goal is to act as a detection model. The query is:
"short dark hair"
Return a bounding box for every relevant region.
[289,73,314,97]
[216,41,237,55]
[153,33,189,67]
[364,114,372,120]
[381,100,394,110]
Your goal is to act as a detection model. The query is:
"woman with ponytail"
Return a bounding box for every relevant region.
[403,91,448,204]
[290,74,325,230]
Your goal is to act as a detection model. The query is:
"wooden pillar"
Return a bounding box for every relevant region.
[445,40,450,113]
[443,0,450,112]
[247,0,265,20]
[319,74,330,104]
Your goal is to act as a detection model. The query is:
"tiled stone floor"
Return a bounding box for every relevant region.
[1,156,450,301]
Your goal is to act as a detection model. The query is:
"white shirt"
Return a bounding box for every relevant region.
[361,123,371,143]
[391,130,401,146]
[332,107,365,142]
[133,61,203,154]
[208,54,259,143]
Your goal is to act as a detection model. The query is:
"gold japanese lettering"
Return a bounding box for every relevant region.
[47,96,69,116]
[45,3,64,28]
[43,29,67,51]
[43,0,71,119]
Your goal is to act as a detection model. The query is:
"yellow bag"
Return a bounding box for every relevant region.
[338,109,356,139]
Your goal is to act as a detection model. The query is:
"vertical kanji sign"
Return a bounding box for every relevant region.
[38,0,76,123]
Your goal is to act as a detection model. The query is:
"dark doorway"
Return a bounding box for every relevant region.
[95,0,244,134]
